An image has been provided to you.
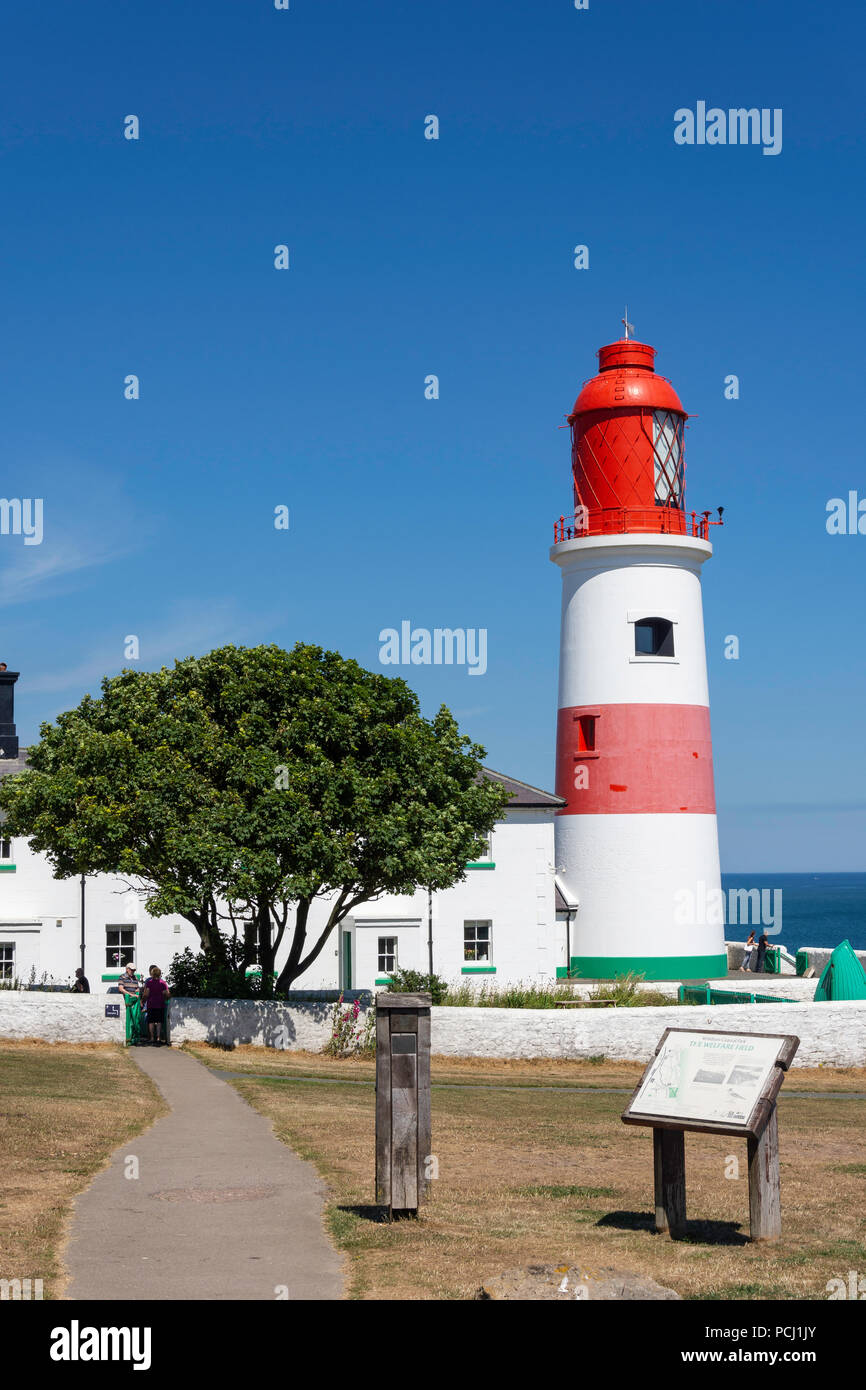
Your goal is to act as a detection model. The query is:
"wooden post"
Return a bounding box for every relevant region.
[653,1128,686,1236]
[747,1105,781,1241]
[375,993,432,1218]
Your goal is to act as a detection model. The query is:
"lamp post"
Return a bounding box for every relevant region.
[79,874,86,977]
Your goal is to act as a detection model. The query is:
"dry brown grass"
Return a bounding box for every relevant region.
[186,1042,866,1301]
[184,1041,866,1092]
[0,1040,167,1299]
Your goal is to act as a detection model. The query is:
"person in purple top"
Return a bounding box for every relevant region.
[141,965,171,1046]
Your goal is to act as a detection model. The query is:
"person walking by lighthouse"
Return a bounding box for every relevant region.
[741,931,756,972]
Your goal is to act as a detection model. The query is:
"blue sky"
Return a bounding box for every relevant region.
[1,0,863,870]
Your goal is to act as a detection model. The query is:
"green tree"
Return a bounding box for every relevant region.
[0,643,510,992]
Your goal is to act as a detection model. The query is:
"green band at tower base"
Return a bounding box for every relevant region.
[561,952,728,982]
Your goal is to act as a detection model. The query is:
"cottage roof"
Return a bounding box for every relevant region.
[481,767,565,809]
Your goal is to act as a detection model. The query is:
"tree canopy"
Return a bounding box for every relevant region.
[0,643,511,990]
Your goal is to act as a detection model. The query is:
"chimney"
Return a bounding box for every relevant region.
[0,669,20,760]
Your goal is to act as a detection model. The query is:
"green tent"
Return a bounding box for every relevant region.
[813,940,866,1002]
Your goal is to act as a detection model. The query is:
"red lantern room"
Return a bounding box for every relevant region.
[565,336,689,537]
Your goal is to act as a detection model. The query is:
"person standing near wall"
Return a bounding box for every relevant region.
[142,965,171,1046]
[70,967,90,993]
[118,963,143,1044]
[741,932,756,972]
[755,933,769,974]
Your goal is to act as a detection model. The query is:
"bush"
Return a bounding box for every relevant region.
[588,972,672,1007]
[385,967,450,1006]
[168,936,279,1000]
[323,994,375,1057]
[442,978,580,1009]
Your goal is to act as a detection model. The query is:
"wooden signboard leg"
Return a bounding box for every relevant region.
[375,1008,392,1216]
[747,1106,781,1242]
[653,1128,686,1237]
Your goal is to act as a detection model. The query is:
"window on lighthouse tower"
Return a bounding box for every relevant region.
[635,618,675,658]
[576,715,596,751]
[653,412,684,507]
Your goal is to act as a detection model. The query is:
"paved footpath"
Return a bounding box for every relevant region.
[64,1046,345,1300]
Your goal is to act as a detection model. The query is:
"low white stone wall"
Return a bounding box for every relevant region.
[569,976,818,1002]
[0,991,126,1043]
[3,992,865,1068]
[0,993,337,1051]
[167,996,335,1050]
[797,946,866,975]
[430,1000,866,1067]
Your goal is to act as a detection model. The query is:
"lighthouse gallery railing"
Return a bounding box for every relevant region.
[552,508,723,544]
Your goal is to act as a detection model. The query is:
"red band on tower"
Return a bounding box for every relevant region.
[555,704,716,815]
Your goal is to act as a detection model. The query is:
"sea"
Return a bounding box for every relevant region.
[721,873,866,954]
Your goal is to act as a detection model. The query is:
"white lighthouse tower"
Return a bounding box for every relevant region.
[551,330,726,981]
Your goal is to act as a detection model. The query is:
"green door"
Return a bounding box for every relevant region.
[342,931,352,990]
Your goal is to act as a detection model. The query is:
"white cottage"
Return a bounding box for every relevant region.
[0,673,569,994]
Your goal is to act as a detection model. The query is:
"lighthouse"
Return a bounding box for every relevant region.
[551,329,726,981]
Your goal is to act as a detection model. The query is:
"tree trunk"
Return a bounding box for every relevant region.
[256,900,275,993]
[241,921,258,969]
[190,916,223,955]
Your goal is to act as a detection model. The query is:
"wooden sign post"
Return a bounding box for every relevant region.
[622,1028,799,1242]
[375,992,432,1219]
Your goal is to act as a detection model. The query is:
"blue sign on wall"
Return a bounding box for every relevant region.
[105,1003,120,1018]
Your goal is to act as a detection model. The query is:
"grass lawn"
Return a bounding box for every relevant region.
[0,1041,167,1299]
[186,1043,866,1301]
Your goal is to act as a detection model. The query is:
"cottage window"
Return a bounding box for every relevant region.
[378,937,398,974]
[105,926,135,970]
[464,921,491,963]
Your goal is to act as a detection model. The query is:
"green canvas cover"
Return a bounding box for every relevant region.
[813,940,866,1002]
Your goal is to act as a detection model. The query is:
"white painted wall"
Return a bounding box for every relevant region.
[0,837,200,990]
[429,1000,866,1067]
[550,532,724,971]
[0,805,562,994]
[3,992,864,1068]
[551,533,713,709]
[561,813,723,961]
[343,808,560,988]
[796,946,866,975]
[0,990,127,1043]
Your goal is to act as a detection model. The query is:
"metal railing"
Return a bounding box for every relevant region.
[552,508,723,544]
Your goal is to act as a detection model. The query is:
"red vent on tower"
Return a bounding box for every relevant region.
[564,336,690,538]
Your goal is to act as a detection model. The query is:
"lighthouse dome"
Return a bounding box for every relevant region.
[569,339,686,421]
